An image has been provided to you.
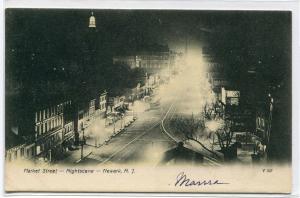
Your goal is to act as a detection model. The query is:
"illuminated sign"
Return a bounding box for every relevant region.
[226,90,240,97]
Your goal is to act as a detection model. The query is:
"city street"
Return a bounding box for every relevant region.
[57,99,176,166]
[56,90,221,166]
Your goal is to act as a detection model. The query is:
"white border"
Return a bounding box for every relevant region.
[1,0,300,197]
[3,0,300,11]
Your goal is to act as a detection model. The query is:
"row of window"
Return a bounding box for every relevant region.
[35,104,63,123]
[115,60,135,65]
[99,103,106,110]
[35,115,63,136]
[100,95,106,102]
[138,55,169,60]
[6,146,35,162]
[64,124,73,134]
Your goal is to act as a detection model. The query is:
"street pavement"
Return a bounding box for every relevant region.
[79,102,178,166]
[56,100,179,166]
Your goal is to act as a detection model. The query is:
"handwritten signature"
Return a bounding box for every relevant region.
[174,172,229,187]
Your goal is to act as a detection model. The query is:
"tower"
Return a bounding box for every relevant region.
[75,11,99,144]
[89,12,96,28]
[83,11,98,78]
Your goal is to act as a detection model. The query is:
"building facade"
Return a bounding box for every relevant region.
[113,56,138,69]
[5,143,35,162]
[35,103,64,161]
[88,99,96,121]
[113,51,180,76]
[96,91,107,117]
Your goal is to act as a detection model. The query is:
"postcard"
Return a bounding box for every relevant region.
[4,8,292,193]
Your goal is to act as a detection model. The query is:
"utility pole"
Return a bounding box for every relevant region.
[81,124,85,160]
[48,149,52,163]
[212,134,215,151]
[113,115,116,133]
[120,115,123,129]
[266,93,274,160]
[82,126,85,144]
[81,142,84,160]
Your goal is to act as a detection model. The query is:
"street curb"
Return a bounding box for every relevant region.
[74,151,93,164]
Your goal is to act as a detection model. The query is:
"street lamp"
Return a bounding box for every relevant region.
[81,142,84,160]
[81,122,86,143]
[80,123,85,160]
[145,73,148,96]
[113,114,116,134]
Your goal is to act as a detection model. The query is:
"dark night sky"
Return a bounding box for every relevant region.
[5,9,291,101]
[5,9,291,69]
[5,9,292,160]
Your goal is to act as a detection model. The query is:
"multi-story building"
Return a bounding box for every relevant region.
[112,56,139,69]
[113,50,181,76]
[78,105,89,131]
[6,100,77,161]
[5,135,35,162]
[5,93,37,162]
[63,120,74,150]
[62,100,75,150]
[96,91,107,117]
[138,52,170,73]
[35,103,64,161]
[202,46,229,100]
[88,99,96,121]
[255,94,273,145]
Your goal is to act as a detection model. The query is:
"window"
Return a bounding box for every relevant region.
[48,120,51,130]
[21,148,25,157]
[45,122,48,133]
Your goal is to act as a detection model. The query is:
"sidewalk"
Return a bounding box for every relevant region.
[85,114,134,147]
[60,144,95,164]
[57,113,134,164]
